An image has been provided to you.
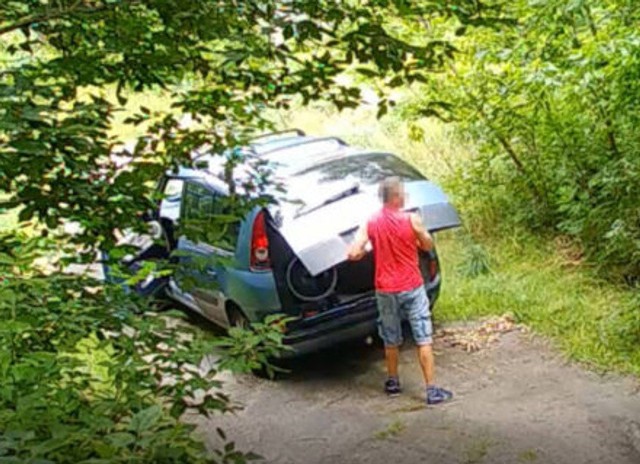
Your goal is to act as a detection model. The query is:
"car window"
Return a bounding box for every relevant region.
[181,181,240,251]
[294,153,425,185]
[276,153,425,212]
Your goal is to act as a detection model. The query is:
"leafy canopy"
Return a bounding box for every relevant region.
[0,0,497,252]
[0,1,506,462]
[402,0,640,281]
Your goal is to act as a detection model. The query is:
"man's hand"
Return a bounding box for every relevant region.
[410,212,433,251]
[347,223,369,261]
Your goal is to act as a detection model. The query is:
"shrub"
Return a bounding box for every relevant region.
[0,232,274,463]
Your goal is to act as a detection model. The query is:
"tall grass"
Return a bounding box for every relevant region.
[436,230,640,376]
[274,103,640,377]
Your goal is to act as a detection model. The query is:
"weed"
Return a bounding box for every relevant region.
[374,419,406,440]
[518,449,538,462]
[462,438,492,464]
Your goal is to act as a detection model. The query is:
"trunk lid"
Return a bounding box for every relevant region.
[269,159,461,277]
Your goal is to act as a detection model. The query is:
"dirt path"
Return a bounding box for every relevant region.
[199,324,640,464]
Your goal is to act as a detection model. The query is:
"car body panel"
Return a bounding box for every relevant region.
[174,237,230,327]
[268,153,461,276]
[170,196,283,327]
[280,294,378,357]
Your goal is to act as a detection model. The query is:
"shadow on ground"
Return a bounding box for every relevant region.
[192,321,640,464]
[164,301,640,464]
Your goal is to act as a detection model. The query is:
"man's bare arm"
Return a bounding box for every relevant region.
[410,213,433,251]
[347,223,369,261]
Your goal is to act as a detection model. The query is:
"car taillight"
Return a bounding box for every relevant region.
[250,210,271,271]
[428,258,438,282]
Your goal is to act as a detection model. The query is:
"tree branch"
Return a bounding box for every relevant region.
[0,2,120,37]
[446,61,545,202]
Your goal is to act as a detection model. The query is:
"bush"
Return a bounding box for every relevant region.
[401,0,640,282]
[0,232,270,463]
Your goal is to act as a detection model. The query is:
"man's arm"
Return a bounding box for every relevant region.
[410,213,433,252]
[347,223,369,261]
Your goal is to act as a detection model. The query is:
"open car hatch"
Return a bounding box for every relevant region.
[269,174,461,276]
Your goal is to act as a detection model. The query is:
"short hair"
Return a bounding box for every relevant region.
[379,176,403,203]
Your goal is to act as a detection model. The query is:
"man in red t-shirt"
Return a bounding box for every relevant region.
[348,177,453,405]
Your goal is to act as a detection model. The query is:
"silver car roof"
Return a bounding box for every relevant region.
[177,133,397,186]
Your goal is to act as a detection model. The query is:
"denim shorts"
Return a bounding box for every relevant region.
[376,285,433,347]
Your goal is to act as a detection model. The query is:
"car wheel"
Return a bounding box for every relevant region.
[227,306,250,330]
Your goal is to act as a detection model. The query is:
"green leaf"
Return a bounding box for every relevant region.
[0,289,17,308]
[377,103,388,119]
[356,67,379,78]
[32,437,69,456]
[105,432,135,448]
[128,405,163,434]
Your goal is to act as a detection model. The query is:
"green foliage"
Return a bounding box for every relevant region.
[0,238,204,462]
[0,2,486,464]
[456,232,492,278]
[212,315,294,379]
[0,2,503,460]
[0,231,289,462]
[404,0,640,281]
[0,0,498,256]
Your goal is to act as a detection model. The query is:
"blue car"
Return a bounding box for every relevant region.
[106,130,461,356]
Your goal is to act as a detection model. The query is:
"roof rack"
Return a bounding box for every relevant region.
[250,129,306,144]
[191,145,259,167]
[259,136,348,156]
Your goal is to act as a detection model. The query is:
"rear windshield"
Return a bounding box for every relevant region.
[294,153,425,185]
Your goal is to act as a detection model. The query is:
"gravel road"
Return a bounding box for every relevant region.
[199,325,640,464]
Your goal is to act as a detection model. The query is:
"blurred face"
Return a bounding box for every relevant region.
[393,183,406,208]
[384,180,405,209]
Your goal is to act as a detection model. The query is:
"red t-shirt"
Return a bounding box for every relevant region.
[367,207,423,293]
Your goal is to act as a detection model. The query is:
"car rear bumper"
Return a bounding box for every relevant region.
[281,295,378,357]
[279,281,441,358]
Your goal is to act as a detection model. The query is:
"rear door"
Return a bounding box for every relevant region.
[174,181,239,327]
[269,153,461,276]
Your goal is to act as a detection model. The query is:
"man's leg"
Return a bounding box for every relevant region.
[401,287,435,384]
[376,292,403,395]
[385,345,400,379]
[403,286,453,405]
[416,343,434,386]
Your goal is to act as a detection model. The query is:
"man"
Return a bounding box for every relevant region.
[348,176,453,405]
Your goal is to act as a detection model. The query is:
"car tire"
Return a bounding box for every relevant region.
[227,306,250,330]
[285,257,337,302]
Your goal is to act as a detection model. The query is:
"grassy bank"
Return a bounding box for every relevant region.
[275,103,640,377]
[436,230,640,376]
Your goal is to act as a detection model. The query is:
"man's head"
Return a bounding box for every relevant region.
[379,176,405,209]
